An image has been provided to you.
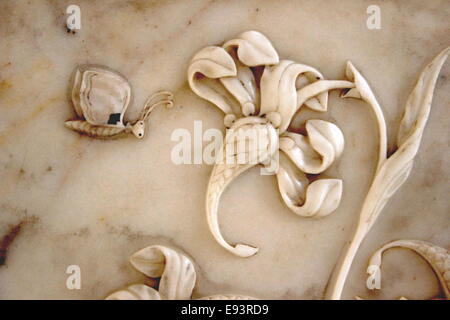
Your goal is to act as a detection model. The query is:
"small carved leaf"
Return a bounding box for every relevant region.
[105,284,161,300]
[279,119,344,174]
[129,245,196,300]
[223,30,279,66]
[188,46,237,115]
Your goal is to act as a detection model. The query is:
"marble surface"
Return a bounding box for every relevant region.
[0,0,448,300]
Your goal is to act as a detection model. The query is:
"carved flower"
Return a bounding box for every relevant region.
[187,31,355,257]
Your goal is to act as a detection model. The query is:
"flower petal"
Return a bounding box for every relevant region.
[188,46,238,115]
[277,153,343,218]
[220,63,259,116]
[279,120,344,174]
[223,30,279,66]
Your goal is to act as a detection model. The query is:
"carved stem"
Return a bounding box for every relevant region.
[325,48,449,300]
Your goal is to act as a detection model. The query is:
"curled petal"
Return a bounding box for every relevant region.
[188,46,237,115]
[105,284,162,300]
[277,64,328,132]
[129,245,196,300]
[279,119,344,174]
[276,153,309,205]
[259,60,296,116]
[259,60,354,132]
[220,63,259,116]
[220,30,279,116]
[206,119,279,257]
[276,154,343,218]
[260,61,325,119]
[223,30,279,66]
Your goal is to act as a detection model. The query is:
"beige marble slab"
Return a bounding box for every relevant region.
[0,0,448,299]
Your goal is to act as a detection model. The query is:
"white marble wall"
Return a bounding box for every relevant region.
[0,0,448,299]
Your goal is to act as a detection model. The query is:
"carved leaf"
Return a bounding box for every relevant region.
[367,240,450,299]
[362,47,449,230]
[279,119,344,174]
[129,245,196,300]
[397,47,450,145]
[223,30,279,66]
[105,284,162,300]
[188,46,237,115]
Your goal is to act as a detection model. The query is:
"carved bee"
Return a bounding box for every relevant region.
[65,65,173,139]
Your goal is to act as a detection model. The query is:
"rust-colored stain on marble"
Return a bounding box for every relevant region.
[0,79,13,97]
[0,216,38,266]
[0,223,23,266]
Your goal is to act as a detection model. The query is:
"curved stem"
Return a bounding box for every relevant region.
[325,62,388,300]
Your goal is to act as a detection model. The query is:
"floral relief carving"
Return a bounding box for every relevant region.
[326,47,449,299]
[187,31,448,299]
[106,245,256,300]
[188,31,353,258]
[109,31,448,300]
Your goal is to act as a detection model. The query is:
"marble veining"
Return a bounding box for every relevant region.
[0,0,449,299]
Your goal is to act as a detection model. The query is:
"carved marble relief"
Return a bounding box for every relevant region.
[106,245,256,300]
[65,65,173,139]
[188,31,353,258]
[1,1,448,301]
[326,46,450,300]
[363,240,450,300]
[187,31,449,298]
